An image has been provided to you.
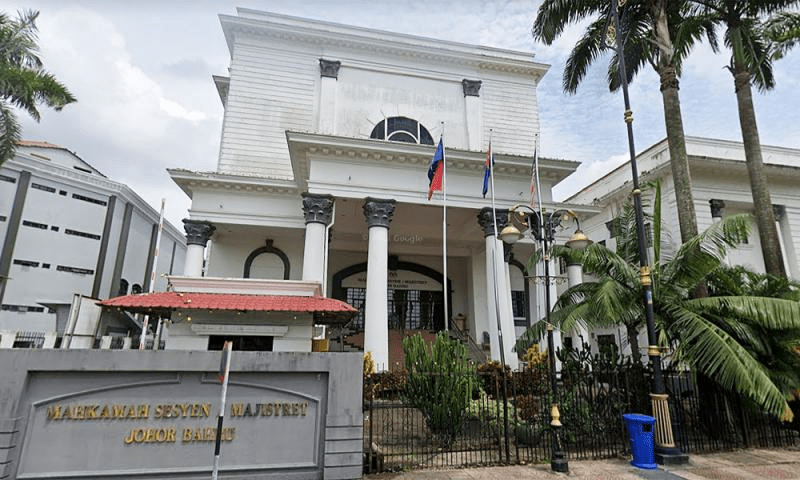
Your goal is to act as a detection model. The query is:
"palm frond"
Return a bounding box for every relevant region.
[690,296,800,331]
[764,11,800,59]
[666,302,794,421]
[661,214,750,290]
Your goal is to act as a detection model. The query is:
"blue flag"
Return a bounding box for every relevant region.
[482,143,493,198]
[427,138,444,200]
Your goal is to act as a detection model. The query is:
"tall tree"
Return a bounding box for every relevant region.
[517,184,800,421]
[533,0,705,244]
[692,1,800,278]
[0,10,75,164]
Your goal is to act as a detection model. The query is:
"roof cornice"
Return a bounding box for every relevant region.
[168,168,301,197]
[220,9,549,79]
[285,130,579,192]
[5,154,185,241]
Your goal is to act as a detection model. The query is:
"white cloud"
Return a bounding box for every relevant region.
[160,98,207,123]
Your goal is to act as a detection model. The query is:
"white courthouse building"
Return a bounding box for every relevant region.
[566,136,800,354]
[164,9,597,368]
[0,141,186,347]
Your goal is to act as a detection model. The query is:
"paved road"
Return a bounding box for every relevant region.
[365,447,800,479]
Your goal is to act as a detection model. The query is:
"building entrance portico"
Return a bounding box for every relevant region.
[165,9,601,368]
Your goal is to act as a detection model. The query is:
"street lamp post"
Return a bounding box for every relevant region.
[500,206,591,473]
[603,0,686,463]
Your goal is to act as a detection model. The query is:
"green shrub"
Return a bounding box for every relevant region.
[402,332,479,444]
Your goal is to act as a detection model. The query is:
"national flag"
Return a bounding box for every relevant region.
[482,142,493,198]
[427,138,444,200]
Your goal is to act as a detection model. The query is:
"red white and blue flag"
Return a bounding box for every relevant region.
[427,138,444,200]
[482,141,493,198]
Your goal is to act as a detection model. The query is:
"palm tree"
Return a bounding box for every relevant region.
[0,10,75,164]
[691,1,800,278]
[533,0,704,244]
[519,183,800,421]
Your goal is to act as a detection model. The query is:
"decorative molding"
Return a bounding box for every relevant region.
[363,197,396,228]
[220,11,550,77]
[462,79,482,97]
[477,207,509,237]
[167,275,322,296]
[182,219,216,246]
[319,59,341,79]
[709,199,725,218]
[302,193,334,225]
[190,324,289,337]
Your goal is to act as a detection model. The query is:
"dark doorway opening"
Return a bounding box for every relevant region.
[208,335,274,351]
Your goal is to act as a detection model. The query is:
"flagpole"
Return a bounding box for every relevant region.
[488,129,512,460]
[212,340,233,480]
[487,129,507,368]
[441,122,449,332]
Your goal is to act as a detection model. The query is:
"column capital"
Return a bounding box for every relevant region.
[363,197,396,228]
[302,193,334,225]
[462,79,482,97]
[709,199,725,218]
[182,219,216,247]
[319,58,341,79]
[477,207,508,237]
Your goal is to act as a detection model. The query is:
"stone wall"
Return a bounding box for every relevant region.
[0,350,362,479]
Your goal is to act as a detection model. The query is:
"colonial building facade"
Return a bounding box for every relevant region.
[567,136,800,354]
[169,9,597,368]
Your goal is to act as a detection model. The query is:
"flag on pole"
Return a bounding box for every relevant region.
[482,141,493,198]
[427,137,444,200]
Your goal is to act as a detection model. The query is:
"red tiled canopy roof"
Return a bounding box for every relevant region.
[99,292,357,324]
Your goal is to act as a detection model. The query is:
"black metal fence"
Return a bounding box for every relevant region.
[363,351,800,473]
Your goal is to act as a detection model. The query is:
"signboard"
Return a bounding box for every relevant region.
[17,372,325,478]
[341,269,441,291]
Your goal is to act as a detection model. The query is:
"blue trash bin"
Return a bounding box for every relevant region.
[623,413,657,469]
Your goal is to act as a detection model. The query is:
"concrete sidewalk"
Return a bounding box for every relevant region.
[365,448,800,479]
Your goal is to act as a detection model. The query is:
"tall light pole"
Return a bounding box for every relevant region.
[603,0,686,463]
[500,206,591,473]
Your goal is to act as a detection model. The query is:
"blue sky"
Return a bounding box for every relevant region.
[4,0,799,227]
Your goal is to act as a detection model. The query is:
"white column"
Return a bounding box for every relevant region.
[499,243,519,370]
[363,198,396,371]
[302,193,334,286]
[709,199,730,267]
[566,261,589,348]
[182,220,215,277]
[478,208,518,370]
[318,59,341,135]
[483,235,500,361]
[462,79,483,151]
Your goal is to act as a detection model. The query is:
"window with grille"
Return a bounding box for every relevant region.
[370,117,434,145]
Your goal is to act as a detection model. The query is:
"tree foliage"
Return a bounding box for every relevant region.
[519,182,800,421]
[0,10,75,164]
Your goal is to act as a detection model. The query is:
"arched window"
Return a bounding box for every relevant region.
[370,117,434,145]
[243,240,290,280]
